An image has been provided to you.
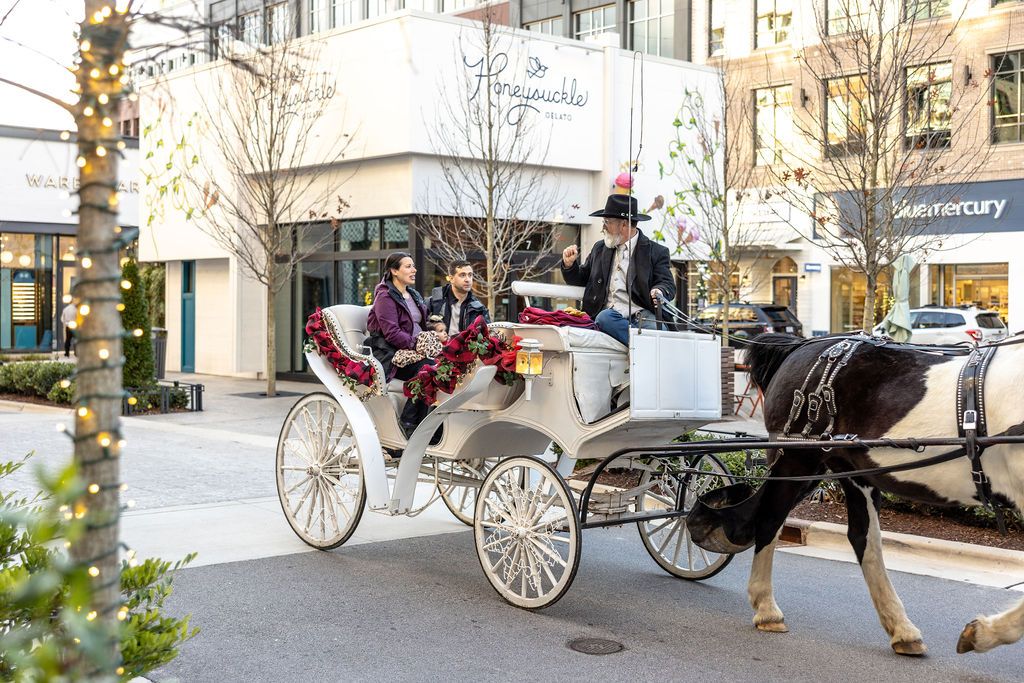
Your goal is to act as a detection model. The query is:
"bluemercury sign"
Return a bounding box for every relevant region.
[820,180,1023,235]
[463,52,591,126]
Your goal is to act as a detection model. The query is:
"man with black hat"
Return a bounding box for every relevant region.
[560,194,675,346]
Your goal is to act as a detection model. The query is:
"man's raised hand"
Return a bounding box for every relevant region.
[562,244,579,268]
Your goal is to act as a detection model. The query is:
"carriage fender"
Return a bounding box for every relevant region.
[305,352,391,511]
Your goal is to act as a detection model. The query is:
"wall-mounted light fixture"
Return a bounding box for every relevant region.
[800,88,810,107]
[964,65,973,85]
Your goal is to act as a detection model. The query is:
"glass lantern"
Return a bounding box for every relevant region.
[515,338,543,376]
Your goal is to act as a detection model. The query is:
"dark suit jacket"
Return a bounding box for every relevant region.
[560,230,676,319]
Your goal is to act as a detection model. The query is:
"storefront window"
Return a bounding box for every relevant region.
[0,233,54,350]
[339,259,380,306]
[382,217,409,250]
[755,85,793,166]
[338,219,380,251]
[927,263,1008,321]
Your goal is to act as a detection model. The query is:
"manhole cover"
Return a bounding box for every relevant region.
[567,637,625,655]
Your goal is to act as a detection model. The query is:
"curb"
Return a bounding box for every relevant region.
[0,398,71,415]
[783,517,1024,575]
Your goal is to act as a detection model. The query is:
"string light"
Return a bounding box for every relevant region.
[77,406,90,418]
[76,156,87,168]
[79,304,91,316]
[116,303,125,312]
[81,256,93,268]
[67,321,78,330]
[126,396,136,405]
[97,433,111,447]
[61,209,73,218]
[132,328,143,337]
[80,39,91,52]
[88,483,100,494]
[117,608,128,621]
[96,145,107,157]
[88,566,99,578]
[98,93,109,105]
[98,348,110,360]
[116,668,125,676]
[86,611,97,621]
[60,130,71,141]
[89,68,100,79]
[102,116,113,127]
[56,423,66,432]
[83,105,94,117]
[60,379,72,389]
[116,140,126,150]
[117,439,127,448]
[120,280,131,290]
[102,6,112,18]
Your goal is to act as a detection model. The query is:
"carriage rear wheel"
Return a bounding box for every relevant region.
[636,453,734,580]
[435,458,497,526]
[474,456,581,609]
[276,392,366,550]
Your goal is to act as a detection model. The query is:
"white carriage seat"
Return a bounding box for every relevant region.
[321,304,405,396]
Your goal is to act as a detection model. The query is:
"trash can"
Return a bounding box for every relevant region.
[151,327,167,380]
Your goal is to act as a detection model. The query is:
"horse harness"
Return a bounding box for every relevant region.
[956,345,1009,534]
[781,337,1009,533]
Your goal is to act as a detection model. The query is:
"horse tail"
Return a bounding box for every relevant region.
[744,333,804,391]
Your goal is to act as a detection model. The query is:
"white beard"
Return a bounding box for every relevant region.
[603,233,621,249]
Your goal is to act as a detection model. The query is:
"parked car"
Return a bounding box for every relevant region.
[874,305,1007,345]
[694,303,804,344]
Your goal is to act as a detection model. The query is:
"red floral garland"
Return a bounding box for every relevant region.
[403,317,521,405]
[304,308,377,388]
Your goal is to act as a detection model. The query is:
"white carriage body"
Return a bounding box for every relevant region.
[306,301,721,514]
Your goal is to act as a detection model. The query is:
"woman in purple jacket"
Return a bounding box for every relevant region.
[367,252,433,436]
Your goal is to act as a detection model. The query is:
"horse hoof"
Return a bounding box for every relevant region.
[756,621,789,633]
[892,639,927,657]
[956,621,978,654]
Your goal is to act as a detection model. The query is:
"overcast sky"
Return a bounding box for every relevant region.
[0,1,81,130]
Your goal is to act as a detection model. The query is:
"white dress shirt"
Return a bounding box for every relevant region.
[606,231,640,317]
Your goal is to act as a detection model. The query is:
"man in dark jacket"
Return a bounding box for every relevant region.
[561,194,676,345]
[427,260,491,335]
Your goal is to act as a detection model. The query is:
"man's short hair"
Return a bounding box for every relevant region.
[448,260,473,275]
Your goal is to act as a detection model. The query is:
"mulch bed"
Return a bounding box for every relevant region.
[791,499,1024,552]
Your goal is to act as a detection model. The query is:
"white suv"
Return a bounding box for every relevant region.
[876,306,1008,345]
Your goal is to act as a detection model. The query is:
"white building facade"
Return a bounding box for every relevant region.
[0,127,140,352]
[140,11,721,378]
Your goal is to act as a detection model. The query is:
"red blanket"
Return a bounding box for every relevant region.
[518,307,596,329]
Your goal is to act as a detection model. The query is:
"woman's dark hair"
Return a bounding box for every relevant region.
[383,252,414,282]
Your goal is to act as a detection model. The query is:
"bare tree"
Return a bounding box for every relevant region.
[168,39,352,396]
[764,0,993,328]
[659,65,774,343]
[416,6,568,318]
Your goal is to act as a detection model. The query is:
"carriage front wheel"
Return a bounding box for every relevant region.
[474,456,581,609]
[276,392,366,549]
[636,453,734,580]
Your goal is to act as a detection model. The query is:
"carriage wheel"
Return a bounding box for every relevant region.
[474,456,581,609]
[636,453,734,580]
[276,392,366,550]
[435,458,497,526]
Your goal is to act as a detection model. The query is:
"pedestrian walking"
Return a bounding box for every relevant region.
[60,299,78,357]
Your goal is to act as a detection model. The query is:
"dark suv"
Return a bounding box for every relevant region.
[695,303,804,344]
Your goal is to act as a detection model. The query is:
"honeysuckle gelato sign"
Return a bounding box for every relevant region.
[463,51,591,126]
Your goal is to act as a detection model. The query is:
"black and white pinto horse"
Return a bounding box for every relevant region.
[732,333,1024,655]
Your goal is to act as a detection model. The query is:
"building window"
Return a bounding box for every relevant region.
[267,2,291,44]
[120,117,140,138]
[367,0,403,19]
[905,0,951,19]
[905,62,952,149]
[755,0,792,48]
[928,263,1008,322]
[334,0,358,25]
[574,5,616,42]
[992,51,1024,143]
[826,74,868,155]
[309,0,329,32]
[827,0,868,34]
[0,233,54,351]
[525,16,564,35]
[212,22,234,58]
[754,85,792,165]
[628,0,673,58]
[708,0,724,56]
[442,0,474,11]
[238,11,261,46]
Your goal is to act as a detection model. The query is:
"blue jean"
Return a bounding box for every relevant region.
[595,308,658,346]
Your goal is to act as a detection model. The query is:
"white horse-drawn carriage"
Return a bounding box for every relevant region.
[275,283,730,608]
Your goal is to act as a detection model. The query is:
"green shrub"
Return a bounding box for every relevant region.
[46,380,75,405]
[139,263,166,329]
[0,455,199,680]
[0,361,75,398]
[168,388,189,410]
[121,259,155,390]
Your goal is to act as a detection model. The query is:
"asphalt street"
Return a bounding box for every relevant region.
[154,527,1023,683]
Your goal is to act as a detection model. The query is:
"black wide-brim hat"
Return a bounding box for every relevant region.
[589,194,651,222]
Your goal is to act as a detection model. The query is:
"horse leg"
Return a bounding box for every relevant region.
[749,531,787,632]
[841,480,925,656]
[747,463,821,634]
[957,597,1024,653]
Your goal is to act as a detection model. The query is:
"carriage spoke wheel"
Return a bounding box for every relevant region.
[474,457,581,609]
[435,458,497,526]
[276,393,366,550]
[636,453,733,580]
